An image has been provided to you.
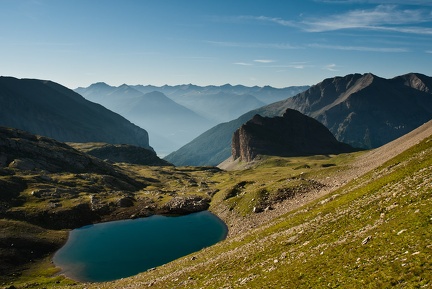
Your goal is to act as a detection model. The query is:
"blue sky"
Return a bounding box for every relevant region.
[1,0,431,88]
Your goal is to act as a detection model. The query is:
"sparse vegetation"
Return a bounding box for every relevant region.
[62,134,430,289]
[1,125,432,288]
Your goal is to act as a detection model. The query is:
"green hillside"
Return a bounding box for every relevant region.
[66,123,431,288]
[3,121,431,288]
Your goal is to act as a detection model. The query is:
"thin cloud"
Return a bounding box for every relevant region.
[426,50,432,53]
[206,41,299,50]
[309,43,408,52]
[303,5,432,34]
[254,59,275,63]
[315,0,432,5]
[323,64,339,71]
[241,15,298,28]
[233,62,253,66]
[249,5,432,35]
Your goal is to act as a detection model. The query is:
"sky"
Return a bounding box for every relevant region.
[1,0,431,89]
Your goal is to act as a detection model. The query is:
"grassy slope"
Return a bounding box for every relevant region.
[79,135,432,288]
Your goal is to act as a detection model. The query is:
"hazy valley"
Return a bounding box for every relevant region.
[75,83,308,156]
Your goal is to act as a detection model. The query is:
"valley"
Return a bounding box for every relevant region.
[3,0,432,287]
[75,83,308,156]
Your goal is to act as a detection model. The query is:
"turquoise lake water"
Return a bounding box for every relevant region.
[53,211,227,282]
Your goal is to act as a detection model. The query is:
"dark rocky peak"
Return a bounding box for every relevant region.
[392,73,432,94]
[288,73,368,114]
[231,109,356,162]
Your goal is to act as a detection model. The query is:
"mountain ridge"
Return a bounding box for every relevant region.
[0,76,152,149]
[165,72,432,166]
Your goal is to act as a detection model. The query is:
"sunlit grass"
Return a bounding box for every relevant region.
[76,136,432,289]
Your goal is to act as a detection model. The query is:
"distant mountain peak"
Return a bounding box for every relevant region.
[89,82,112,88]
[393,72,432,93]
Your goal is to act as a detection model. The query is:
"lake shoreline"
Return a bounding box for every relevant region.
[52,210,228,283]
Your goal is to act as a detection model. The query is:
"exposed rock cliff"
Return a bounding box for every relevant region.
[232,109,356,162]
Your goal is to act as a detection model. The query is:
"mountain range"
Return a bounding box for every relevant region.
[76,83,309,155]
[132,83,309,122]
[165,72,432,166]
[0,77,152,150]
[75,83,214,156]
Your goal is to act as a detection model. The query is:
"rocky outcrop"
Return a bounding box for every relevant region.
[69,142,173,166]
[232,109,356,162]
[392,72,432,93]
[161,196,210,214]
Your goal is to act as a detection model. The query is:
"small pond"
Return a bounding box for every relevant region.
[53,211,227,282]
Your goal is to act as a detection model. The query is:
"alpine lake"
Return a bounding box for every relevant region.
[53,211,227,282]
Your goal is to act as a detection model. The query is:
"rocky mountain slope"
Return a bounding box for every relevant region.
[268,72,432,149]
[0,77,152,149]
[69,142,173,166]
[165,73,432,166]
[232,109,356,162]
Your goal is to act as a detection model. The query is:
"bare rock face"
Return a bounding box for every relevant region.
[162,196,210,214]
[232,109,356,162]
